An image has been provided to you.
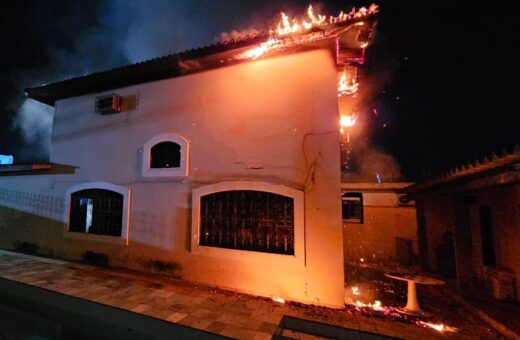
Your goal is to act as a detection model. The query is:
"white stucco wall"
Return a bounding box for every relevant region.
[0,48,345,307]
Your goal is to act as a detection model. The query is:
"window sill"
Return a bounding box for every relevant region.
[63,231,128,245]
[191,243,304,267]
[142,168,187,178]
[343,219,363,224]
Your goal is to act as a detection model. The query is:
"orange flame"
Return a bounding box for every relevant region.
[340,115,356,128]
[236,3,378,61]
[272,296,286,304]
[355,299,384,311]
[417,321,459,333]
[347,285,460,334]
[238,37,279,60]
[276,4,379,37]
[338,68,359,96]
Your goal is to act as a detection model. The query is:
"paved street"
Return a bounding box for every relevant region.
[0,250,504,339]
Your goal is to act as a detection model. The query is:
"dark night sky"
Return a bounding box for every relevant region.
[0,0,518,180]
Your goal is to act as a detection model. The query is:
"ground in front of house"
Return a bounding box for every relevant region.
[0,250,505,339]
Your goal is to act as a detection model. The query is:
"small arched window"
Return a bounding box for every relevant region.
[150,141,181,168]
[142,134,189,177]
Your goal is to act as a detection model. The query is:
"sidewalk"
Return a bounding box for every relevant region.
[0,250,504,339]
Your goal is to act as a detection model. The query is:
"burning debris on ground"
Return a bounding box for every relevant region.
[343,263,463,335]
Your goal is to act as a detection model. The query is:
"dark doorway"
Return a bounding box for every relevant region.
[479,206,496,267]
[436,231,456,278]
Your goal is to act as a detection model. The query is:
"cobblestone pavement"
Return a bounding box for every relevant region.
[0,251,504,339]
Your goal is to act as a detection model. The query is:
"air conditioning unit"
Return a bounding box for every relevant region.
[95,94,122,115]
[398,194,415,206]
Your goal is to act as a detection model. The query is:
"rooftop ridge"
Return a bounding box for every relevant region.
[408,144,520,193]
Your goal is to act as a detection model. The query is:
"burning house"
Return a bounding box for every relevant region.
[0,5,379,308]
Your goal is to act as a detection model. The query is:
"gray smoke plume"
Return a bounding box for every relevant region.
[5,1,349,163]
[343,142,402,183]
[8,0,287,163]
[8,1,129,162]
[11,99,53,159]
[340,28,403,183]
[108,0,277,63]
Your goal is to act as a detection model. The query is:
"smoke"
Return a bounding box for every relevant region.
[13,99,53,149]
[343,142,401,183]
[6,0,283,163]
[7,1,131,162]
[108,0,272,63]
[4,1,339,162]
[217,29,261,43]
[108,0,210,63]
[340,23,404,183]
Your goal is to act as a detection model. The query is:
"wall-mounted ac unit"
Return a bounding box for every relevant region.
[398,194,415,206]
[95,94,122,115]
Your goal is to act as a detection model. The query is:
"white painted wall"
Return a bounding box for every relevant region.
[0,48,344,307]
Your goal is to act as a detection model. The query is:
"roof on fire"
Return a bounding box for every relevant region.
[25,12,378,106]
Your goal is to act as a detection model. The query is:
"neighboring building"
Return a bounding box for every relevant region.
[342,182,418,266]
[0,8,379,308]
[406,149,520,301]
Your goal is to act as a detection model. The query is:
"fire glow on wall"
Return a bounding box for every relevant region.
[231,4,378,171]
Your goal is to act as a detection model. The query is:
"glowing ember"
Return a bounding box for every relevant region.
[338,68,359,96]
[346,285,460,334]
[417,321,459,333]
[355,299,384,311]
[272,296,286,304]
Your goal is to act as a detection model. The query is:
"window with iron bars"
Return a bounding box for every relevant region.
[69,189,123,237]
[200,190,295,255]
[342,192,363,223]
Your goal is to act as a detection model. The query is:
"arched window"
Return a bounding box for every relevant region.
[70,189,123,236]
[65,182,131,243]
[142,134,189,177]
[200,190,295,255]
[150,141,181,168]
[191,181,305,266]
